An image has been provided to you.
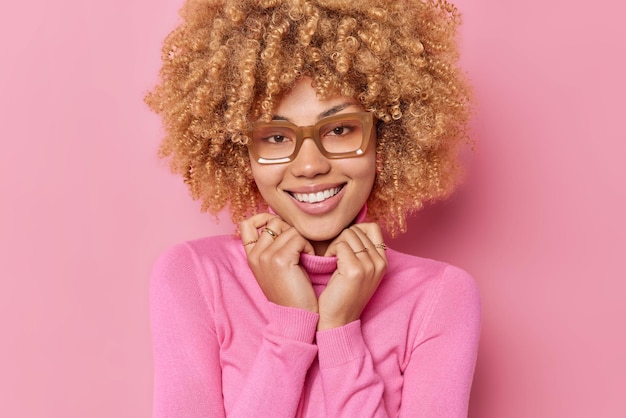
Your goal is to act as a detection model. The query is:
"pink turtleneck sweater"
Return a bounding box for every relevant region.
[150,235,480,417]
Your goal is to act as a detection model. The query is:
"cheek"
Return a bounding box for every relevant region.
[358,157,377,200]
[250,163,283,193]
[350,154,377,184]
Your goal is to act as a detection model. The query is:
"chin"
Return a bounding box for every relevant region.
[296,224,343,244]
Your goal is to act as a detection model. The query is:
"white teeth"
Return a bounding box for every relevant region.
[292,187,341,203]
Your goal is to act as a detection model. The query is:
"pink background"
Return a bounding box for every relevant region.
[1,0,624,416]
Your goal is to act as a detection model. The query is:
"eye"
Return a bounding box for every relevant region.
[331,126,349,135]
[325,124,355,137]
[265,134,289,144]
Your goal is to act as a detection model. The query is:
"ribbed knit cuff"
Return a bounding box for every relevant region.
[265,302,319,343]
[316,320,366,368]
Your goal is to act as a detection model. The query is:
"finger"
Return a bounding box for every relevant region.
[262,215,315,255]
[257,217,291,245]
[239,213,276,255]
[333,239,366,264]
[254,217,316,256]
[272,226,317,256]
[326,225,387,275]
[350,225,387,280]
[351,223,387,258]
[325,228,369,259]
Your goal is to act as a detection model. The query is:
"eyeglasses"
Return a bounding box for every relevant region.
[247,112,374,164]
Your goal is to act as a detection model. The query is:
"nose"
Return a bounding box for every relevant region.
[289,136,331,178]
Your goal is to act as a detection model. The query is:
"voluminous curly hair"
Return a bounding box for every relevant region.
[146,0,471,236]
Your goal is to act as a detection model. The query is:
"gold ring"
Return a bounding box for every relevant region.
[354,248,368,254]
[242,239,258,246]
[374,243,387,251]
[263,227,279,240]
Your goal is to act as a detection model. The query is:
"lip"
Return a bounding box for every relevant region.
[284,183,347,215]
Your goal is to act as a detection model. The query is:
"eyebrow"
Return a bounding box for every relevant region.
[271,102,356,122]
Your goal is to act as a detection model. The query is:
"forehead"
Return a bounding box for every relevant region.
[270,77,363,124]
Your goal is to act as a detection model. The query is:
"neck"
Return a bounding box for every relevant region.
[311,239,332,257]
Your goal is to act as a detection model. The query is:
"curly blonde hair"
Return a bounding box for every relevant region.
[146,0,471,236]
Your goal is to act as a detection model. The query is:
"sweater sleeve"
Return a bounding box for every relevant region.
[228,302,319,418]
[150,243,226,418]
[316,321,388,417]
[315,264,480,418]
[399,265,481,417]
[150,243,320,418]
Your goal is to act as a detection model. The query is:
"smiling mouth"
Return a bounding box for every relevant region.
[289,185,344,203]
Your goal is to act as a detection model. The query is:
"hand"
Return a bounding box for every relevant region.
[240,213,318,313]
[317,223,387,331]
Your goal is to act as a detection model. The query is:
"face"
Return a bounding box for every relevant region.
[249,77,376,255]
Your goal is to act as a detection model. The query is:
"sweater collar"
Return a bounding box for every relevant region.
[300,252,338,278]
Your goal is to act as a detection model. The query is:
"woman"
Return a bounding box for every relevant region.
[146,0,480,416]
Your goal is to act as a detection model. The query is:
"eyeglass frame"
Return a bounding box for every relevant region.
[246,111,375,165]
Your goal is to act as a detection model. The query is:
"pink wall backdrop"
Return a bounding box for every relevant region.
[1,0,624,416]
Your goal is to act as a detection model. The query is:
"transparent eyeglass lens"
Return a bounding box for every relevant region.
[319,120,364,153]
[251,127,296,159]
